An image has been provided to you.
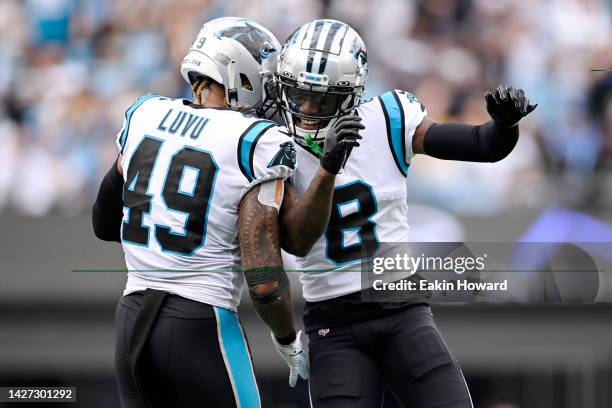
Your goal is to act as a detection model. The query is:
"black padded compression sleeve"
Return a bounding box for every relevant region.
[245,271,289,304]
[423,120,519,162]
[92,161,125,242]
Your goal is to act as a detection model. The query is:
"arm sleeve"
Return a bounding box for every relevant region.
[423,120,519,163]
[92,161,125,242]
[238,124,297,198]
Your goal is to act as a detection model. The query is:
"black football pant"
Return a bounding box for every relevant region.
[115,291,261,408]
[307,305,473,408]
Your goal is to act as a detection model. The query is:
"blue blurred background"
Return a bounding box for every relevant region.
[0,0,612,216]
[1,1,612,407]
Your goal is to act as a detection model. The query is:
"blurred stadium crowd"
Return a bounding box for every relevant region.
[1,0,612,216]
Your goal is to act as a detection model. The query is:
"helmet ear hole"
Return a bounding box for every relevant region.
[240,73,253,91]
[188,72,204,85]
[189,73,223,89]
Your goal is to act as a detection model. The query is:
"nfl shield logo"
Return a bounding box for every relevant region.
[318,328,330,337]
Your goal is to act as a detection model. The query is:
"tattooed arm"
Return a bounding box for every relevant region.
[279,169,336,257]
[238,181,296,340]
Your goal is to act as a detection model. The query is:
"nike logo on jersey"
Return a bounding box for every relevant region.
[267,141,296,169]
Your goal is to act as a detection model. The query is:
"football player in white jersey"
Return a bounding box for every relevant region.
[274,19,537,408]
[91,17,364,407]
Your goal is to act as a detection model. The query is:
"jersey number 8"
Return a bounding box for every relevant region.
[325,181,380,265]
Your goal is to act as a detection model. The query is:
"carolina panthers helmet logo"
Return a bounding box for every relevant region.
[267,141,296,169]
[215,20,277,64]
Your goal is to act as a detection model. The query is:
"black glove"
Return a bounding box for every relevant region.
[320,114,364,174]
[485,85,537,128]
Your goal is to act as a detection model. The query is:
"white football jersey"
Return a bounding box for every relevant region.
[294,90,426,302]
[115,94,296,311]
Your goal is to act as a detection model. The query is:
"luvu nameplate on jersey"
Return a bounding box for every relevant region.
[157,109,210,139]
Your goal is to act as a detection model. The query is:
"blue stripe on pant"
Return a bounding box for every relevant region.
[215,306,261,408]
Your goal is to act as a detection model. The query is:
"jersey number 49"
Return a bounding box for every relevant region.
[122,136,217,256]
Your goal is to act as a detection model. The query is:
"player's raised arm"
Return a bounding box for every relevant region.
[412,84,537,162]
[238,181,308,387]
[278,115,364,257]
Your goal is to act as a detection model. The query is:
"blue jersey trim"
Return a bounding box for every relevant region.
[378,91,408,177]
[119,93,160,154]
[237,121,275,182]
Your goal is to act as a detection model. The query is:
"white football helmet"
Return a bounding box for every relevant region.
[276,19,368,151]
[181,17,281,111]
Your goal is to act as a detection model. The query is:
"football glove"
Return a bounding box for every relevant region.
[271,330,309,387]
[485,85,537,128]
[320,114,364,174]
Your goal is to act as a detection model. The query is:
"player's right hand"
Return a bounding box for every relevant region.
[320,114,364,174]
[485,85,537,128]
[271,330,309,387]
